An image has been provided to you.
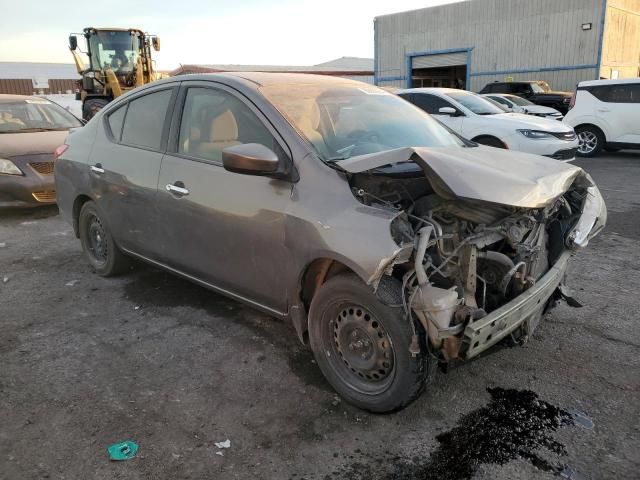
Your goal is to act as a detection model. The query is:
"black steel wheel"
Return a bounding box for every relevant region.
[78,200,130,276]
[309,273,427,412]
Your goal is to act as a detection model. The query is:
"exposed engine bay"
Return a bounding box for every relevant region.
[348,164,599,361]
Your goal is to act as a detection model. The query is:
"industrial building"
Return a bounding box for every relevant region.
[0,62,80,95]
[374,0,640,91]
[170,57,374,83]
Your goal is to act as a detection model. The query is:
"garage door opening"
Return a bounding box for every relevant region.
[411,65,467,89]
[409,50,469,89]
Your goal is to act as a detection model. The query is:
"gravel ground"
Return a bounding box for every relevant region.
[1,152,639,480]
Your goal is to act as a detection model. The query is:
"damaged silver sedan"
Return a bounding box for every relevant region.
[55,73,606,412]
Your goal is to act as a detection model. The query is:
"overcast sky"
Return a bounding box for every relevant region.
[0,0,461,69]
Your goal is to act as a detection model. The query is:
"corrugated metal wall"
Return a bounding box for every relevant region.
[375,0,605,91]
[0,79,77,96]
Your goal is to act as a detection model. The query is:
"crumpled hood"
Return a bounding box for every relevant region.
[338,146,584,208]
[0,130,69,158]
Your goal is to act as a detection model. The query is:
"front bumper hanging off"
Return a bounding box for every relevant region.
[461,251,571,359]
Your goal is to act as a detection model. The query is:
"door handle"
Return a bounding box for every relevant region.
[597,108,610,112]
[166,183,189,196]
[90,164,105,174]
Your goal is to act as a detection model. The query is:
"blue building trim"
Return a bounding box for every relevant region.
[378,75,406,82]
[595,0,608,79]
[373,19,379,85]
[470,63,599,77]
[405,47,474,88]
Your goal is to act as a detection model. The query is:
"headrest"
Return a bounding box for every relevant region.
[210,110,238,142]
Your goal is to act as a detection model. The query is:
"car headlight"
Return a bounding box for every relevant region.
[0,158,23,176]
[517,129,553,139]
[567,180,607,248]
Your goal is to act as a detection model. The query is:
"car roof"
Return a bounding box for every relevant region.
[397,87,466,95]
[156,72,369,88]
[0,94,37,104]
[578,78,639,87]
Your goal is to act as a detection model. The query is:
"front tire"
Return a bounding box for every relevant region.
[308,274,427,413]
[576,125,605,157]
[78,201,130,276]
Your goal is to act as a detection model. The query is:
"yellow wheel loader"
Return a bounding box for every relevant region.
[69,28,161,121]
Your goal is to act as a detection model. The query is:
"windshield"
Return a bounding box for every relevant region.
[505,94,535,106]
[260,83,468,161]
[446,91,505,115]
[0,98,82,133]
[89,30,140,72]
[484,96,510,111]
[531,81,551,93]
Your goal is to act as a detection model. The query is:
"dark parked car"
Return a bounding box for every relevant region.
[55,73,605,412]
[479,81,573,114]
[0,95,83,207]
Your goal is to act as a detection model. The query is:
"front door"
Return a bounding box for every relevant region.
[89,86,176,258]
[155,84,292,313]
[406,93,465,133]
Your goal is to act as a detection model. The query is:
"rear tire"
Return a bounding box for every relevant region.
[82,98,110,121]
[473,136,506,149]
[576,125,605,157]
[78,201,130,276]
[308,273,427,413]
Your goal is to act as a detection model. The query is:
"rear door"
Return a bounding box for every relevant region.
[88,85,178,258]
[155,82,293,313]
[588,83,640,144]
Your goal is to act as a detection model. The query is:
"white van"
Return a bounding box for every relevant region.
[564,78,640,157]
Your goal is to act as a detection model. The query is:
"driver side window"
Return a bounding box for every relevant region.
[411,93,456,114]
[178,87,278,164]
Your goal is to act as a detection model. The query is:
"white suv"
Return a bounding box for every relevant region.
[564,78,640,157]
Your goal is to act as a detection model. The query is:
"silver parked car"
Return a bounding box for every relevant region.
[55,73,606,412]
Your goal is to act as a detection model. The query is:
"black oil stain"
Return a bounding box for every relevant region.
[333,387,584,480]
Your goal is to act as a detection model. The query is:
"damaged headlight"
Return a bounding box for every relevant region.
[567,179,607,248]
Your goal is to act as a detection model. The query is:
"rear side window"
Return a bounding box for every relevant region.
[107,104,126,141]
[121,89,173,150]
[410,93,455,114]
[588,84,640,103]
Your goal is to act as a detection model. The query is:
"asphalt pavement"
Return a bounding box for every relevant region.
[1,152,639,480]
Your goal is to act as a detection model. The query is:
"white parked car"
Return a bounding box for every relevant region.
[482,93,564,120]
[563,78,640,157]
[398,88,579,161]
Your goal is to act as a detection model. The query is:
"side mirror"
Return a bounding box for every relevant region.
[152,36,161,51]
[69,35,78,51]
[438,106,458,116]
[222,143,279,176]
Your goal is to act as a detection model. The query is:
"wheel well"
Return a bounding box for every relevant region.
[575,123,605,138]
[300,258,354,310]
[72,195,92,238]
[471,135,507,148]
